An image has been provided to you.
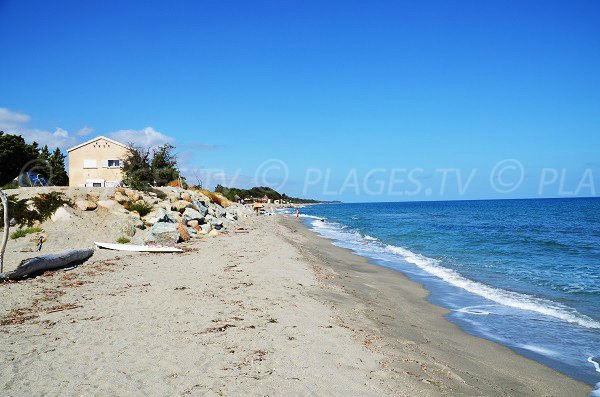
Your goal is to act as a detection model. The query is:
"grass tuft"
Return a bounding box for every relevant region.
[125,201,153,217]
[116,236,131,244]
[10,227,43,239]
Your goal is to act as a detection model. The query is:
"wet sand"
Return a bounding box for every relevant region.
[279,215,590,396]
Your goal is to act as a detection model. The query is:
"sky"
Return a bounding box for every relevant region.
[1,0,599,202]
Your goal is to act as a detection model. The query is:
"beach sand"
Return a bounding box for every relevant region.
[0,215,590,396]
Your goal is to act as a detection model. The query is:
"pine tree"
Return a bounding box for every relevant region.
[49,148,69,186]
[37,145,52,180]
[151,144,180,186]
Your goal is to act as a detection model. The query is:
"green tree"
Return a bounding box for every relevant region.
[151,144,180,186]
[37,145,52,180]
[121,144,153,190]
[0,131,40,186]
[49,148,69,186]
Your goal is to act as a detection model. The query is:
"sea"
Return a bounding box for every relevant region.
[279,198,600,392]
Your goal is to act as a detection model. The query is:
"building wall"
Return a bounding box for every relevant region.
[68,138,128,187]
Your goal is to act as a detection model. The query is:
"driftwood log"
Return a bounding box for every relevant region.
[0,248,94,280]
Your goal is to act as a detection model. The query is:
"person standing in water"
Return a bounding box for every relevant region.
[295,209,299,218]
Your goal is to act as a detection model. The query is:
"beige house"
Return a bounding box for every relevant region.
[67,136,128,187]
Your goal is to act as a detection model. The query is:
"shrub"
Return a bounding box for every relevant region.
[32,192,72,220]
[1,182,19,190]
[0,195,41,226]
[125,201,152,217]
[10,227,42,239]
[117,236,131,244]
[0,192,71,227]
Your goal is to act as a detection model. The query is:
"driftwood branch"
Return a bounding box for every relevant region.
[0,191,8,273]
[0,248,94,280]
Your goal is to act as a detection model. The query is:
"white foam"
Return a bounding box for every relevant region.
[518,344,560,357]
[383,244,600,330]
[306,218,600,330]
[589,357,600,373]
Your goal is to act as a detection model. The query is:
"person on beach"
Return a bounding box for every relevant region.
[296,209,299,218]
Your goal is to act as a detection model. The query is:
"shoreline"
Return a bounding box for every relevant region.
[278,215,591,395]
[0,214,591,395]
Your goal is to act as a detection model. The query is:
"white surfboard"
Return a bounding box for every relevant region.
[94,242,183,253]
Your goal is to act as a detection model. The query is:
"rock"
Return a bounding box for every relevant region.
[181,191,193,202]
[183,207,203,222]
[144,222,180,245]
[114,191,130,204]
[167,194,180,203]
[75,200,97,211]
[176,221,190,242]
[206,215,223,230]
[118,214,144,237]
[50,206,74,222]
[208,229,220,237]
[144,208,178,225]
[191,197,208,217]
[187,227,198,235]
[187,219,199,228]
[172,200,192,213]
[32,220,42,229]
[200,224,211,234]
[97,199,119,210]
[124,189,140,201]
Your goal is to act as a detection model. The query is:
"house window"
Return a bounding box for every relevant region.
[83,159,97,169]
[107,159,121,168]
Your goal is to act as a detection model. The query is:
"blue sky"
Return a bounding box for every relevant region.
[1,0,599,202]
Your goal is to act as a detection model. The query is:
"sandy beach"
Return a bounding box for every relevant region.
[0,214,591,396]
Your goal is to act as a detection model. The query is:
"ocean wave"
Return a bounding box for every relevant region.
[307,219,600,330]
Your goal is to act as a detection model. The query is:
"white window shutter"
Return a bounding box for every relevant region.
[83,159,97,169]
[102,159,109,168]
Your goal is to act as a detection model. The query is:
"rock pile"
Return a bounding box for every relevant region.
[47,187,252,245]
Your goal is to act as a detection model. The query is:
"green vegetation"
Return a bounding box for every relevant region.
[117,236,131,244]
[0,192,72,227]
[125,201,153,217]
[1,182,19,190]
[10,227,42,239]
[122,143,183,190]
[214,185,324,204]
[32,192,72,220]
[0,132,69,186]
[0,131,40,186]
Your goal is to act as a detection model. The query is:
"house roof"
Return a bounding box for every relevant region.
[67,135,128,152]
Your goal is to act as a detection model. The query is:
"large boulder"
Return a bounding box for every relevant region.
[143,208,178,225]
[124,189,140,201]
[97,199,120,210]
[144,222,180,245]
[172,200,192,213]
[176,221,191,242]
[50,205,74,222]
[183,207,204,222]
[200,224,211,234]
[75,199,97,211]
[181,191,193,202]
[114,191,130,204]
[117,214,145,237]
[206,214,223,230]
[191,197,209,216]
[187,219,199,228]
